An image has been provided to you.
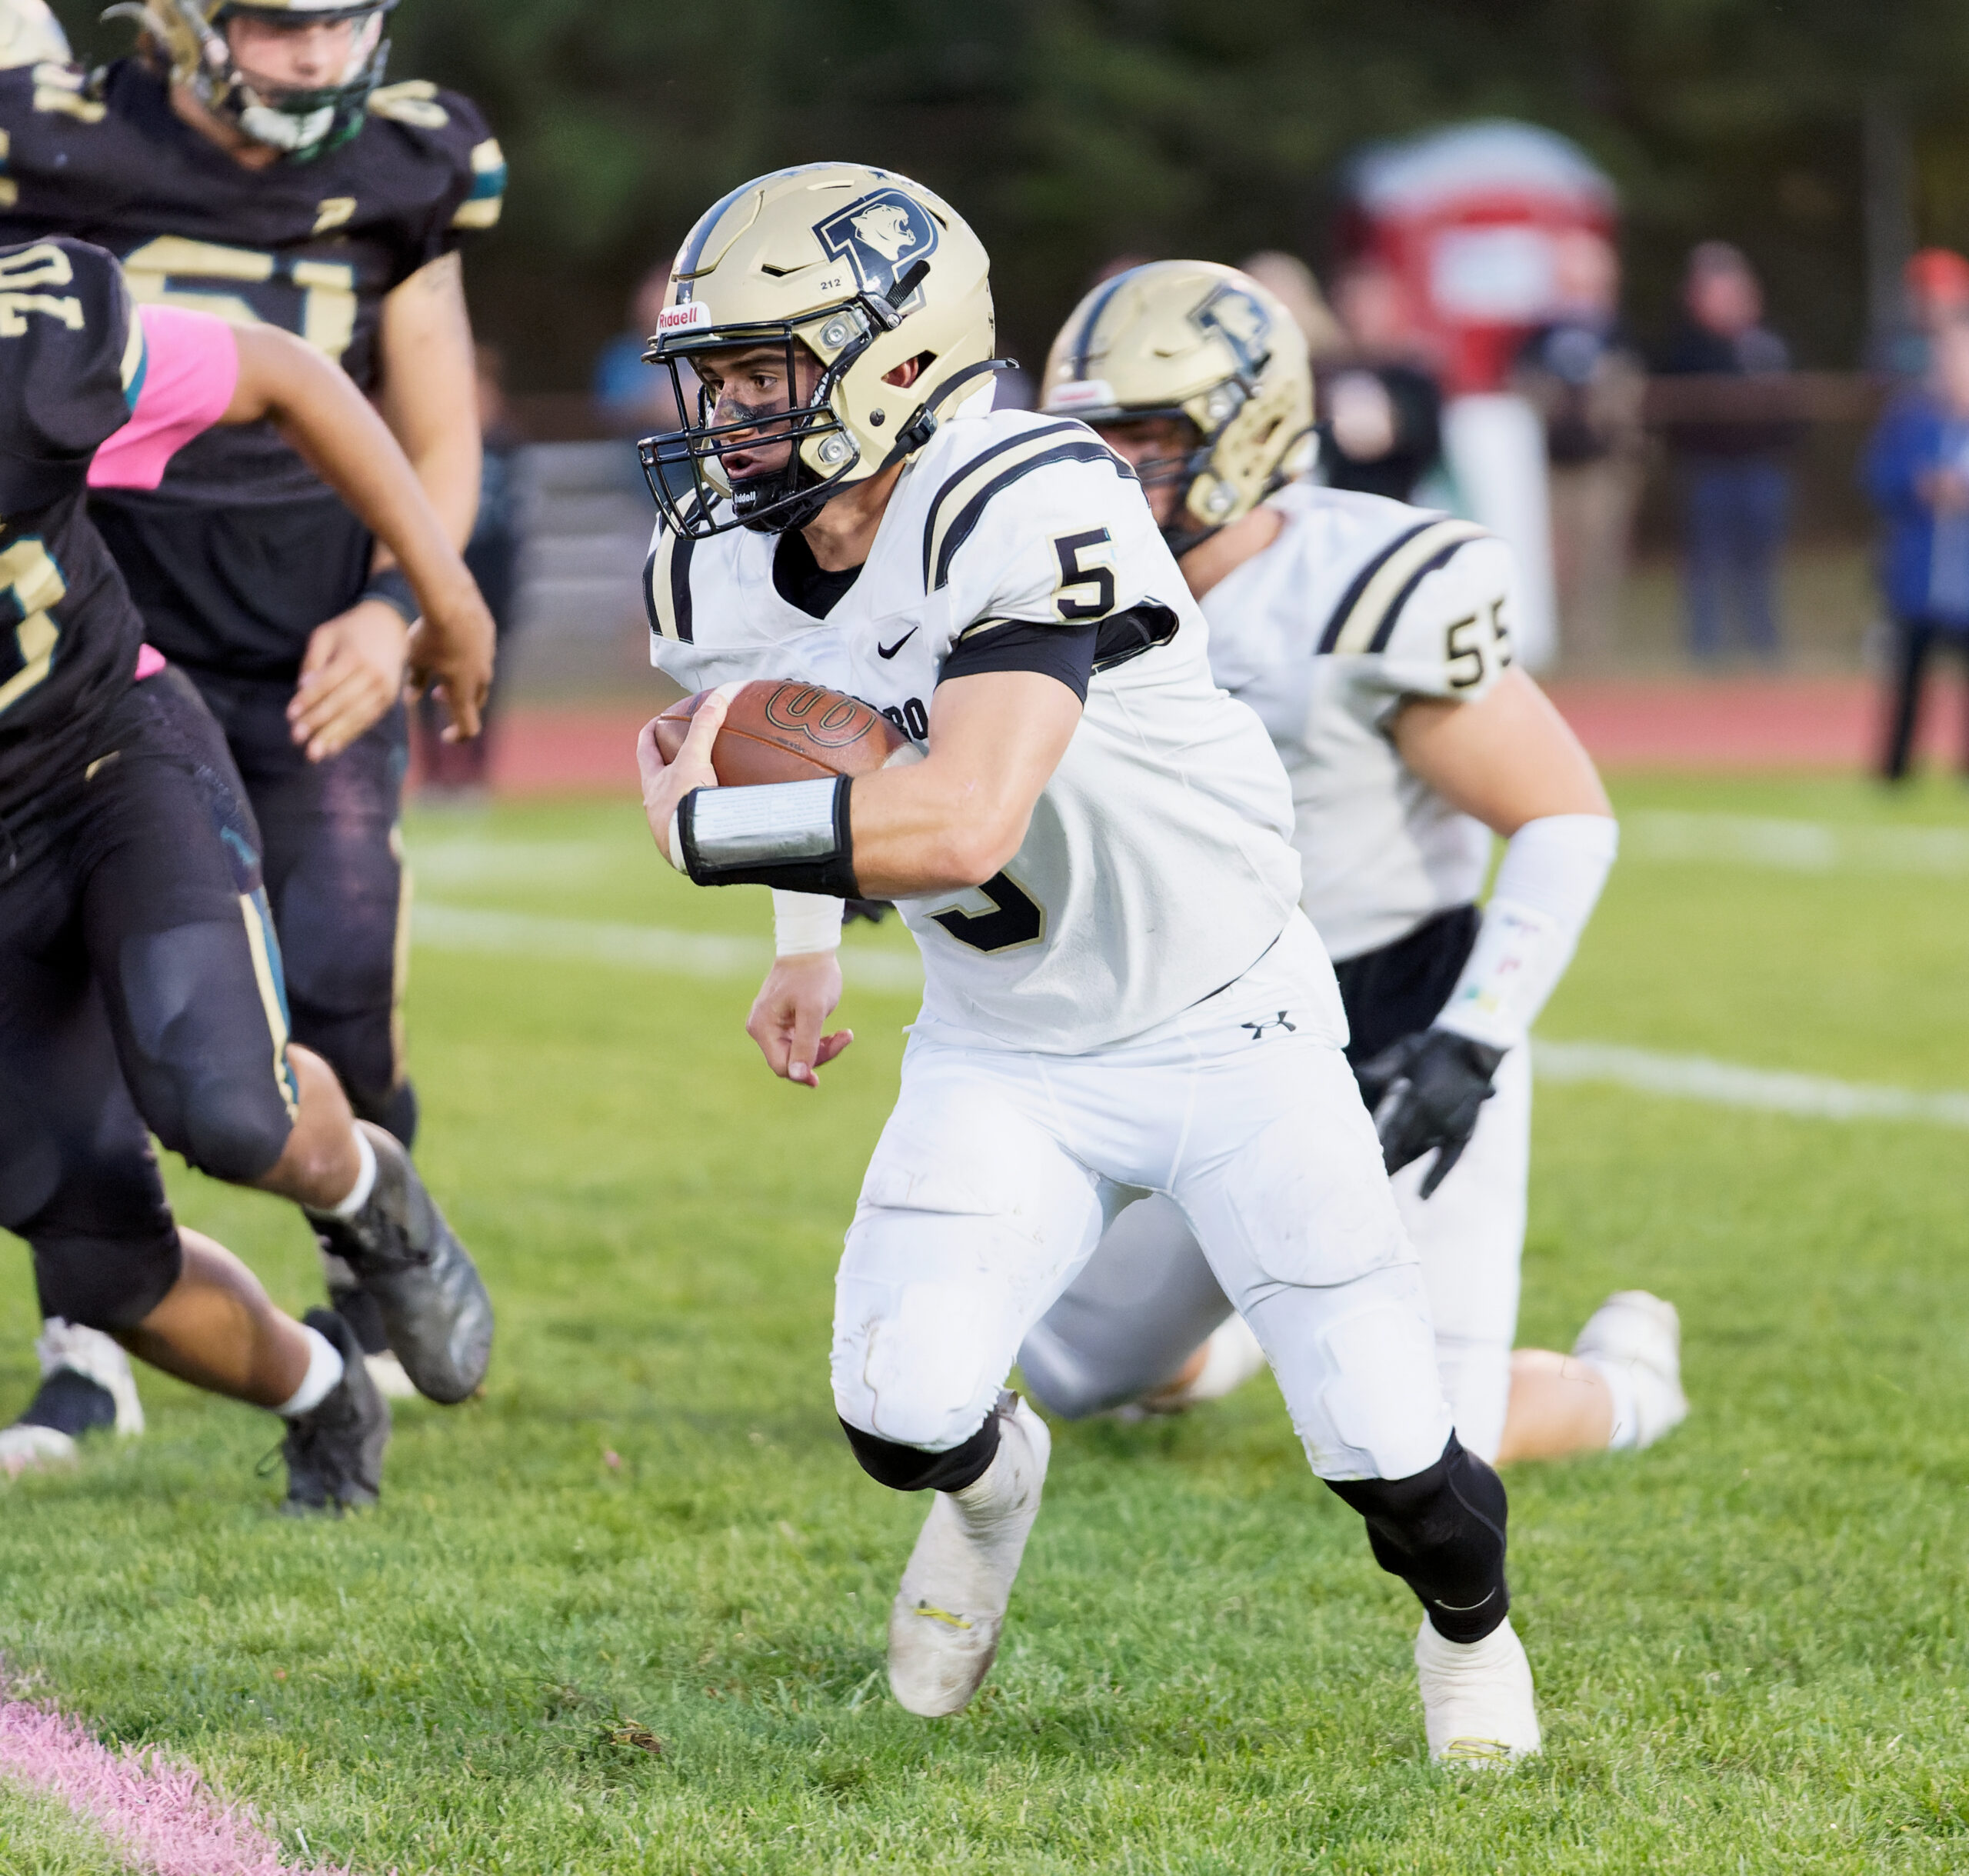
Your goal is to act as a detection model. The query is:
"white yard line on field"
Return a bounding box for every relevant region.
[1622,810,1969,875]
[1534,1040,1969,1129]
[415,904,1969,1129]
[411,902,926,994]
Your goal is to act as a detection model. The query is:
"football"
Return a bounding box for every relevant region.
[654,679,912,784]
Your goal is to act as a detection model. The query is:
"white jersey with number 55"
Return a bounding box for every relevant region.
[646,398,1305,1054]
[1201,481,1519,963]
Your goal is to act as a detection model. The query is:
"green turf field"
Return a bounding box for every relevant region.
[4,771,1969,1873]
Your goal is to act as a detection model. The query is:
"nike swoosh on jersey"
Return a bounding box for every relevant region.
[878,628,918,659]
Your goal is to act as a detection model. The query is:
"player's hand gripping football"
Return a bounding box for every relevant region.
[635,693,854,1088]
[636,682,735,868]
[1355,1026,1505,1199]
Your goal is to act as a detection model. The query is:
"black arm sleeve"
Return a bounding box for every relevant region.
[939,617,1099,701]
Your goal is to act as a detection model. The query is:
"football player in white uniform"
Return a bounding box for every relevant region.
[634,165,1541,1762]
[1020,261,1686,1468]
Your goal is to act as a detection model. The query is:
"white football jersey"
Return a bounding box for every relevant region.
[646,400,1304,1054]
[1201,481,1517,963]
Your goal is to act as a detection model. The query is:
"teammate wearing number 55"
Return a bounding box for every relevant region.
[637,164,1540,1762]
[0,237,492,1508]
[0,0,503,1425]
[1021,262,1686,1468]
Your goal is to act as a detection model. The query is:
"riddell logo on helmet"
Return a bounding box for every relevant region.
[1047,378,1116,412]
[815,188,940,305]
[656,302,712,334]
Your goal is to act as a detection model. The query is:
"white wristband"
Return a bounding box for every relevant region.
[1437,812,1618,1049]
[774,889,845,956]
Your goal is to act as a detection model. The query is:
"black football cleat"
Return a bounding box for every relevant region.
[305,1124,494,1405]
[280,1308,389,1515]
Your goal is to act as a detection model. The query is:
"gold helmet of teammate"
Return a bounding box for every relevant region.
[1041,259,1314,551]
[0,0,70,69]
[640,162,1002,538]
[115,0,397,160]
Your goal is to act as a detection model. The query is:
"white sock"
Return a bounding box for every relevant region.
[274,1325,345,1418]
[1582,1355,1640,1451]
[328,1128,378,1221]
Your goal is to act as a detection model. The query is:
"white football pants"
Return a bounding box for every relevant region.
[831,916,1454,1484]
[1018,1038,1532,1462]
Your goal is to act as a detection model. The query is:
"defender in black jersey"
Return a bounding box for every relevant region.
[0,235,495,1502]
[0,2,502,1385]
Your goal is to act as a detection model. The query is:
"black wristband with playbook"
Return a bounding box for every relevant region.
[676,776,863,897]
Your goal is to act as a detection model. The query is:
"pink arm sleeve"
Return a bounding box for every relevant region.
[87,305,240,492]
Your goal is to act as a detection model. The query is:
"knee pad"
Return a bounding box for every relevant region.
[32,1223,184,1333]
[181,1087,293,1185]
[116,922,295,1183]
[1326,1434,1510,1643]
[839,1408,1000,1493]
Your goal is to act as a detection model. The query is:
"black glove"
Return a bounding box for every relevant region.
[1354,1027,1505,1200]
[842,898,892,927]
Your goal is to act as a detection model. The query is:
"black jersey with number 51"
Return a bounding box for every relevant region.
[0,57,504,678]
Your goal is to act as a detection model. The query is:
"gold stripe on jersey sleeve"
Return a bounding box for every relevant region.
[950,615,1018,646]
[919,421,1094,593]
[451,196,502,231]
[1324,518,1489,655]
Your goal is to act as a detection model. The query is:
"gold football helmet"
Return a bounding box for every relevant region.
[640,162,1002,538]
[1041,260,1314,550]
[113,0,396,160]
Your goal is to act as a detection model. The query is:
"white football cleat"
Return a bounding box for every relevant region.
[0,1423,79,1477]
[0,1321,144,1478]
[1138,1313,1269,1414]
[1573,1290,1688,1449]
[888,1394,1051,1718]
[1415,1615,1541,1767]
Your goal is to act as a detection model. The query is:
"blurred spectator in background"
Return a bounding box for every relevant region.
[1238,249,1347,362]
[418,345,524,797]
[1884,248,1969,380]
[1511,231,1645,664]
[1658,242,1797,663]
[1862,315,1969,781]
[592,262,683,430]
[1318,256,1445,501]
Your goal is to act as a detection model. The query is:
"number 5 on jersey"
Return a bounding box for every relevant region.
[1052,528,1115,621]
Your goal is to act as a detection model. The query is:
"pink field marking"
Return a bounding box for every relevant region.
[0,1697,343,1875]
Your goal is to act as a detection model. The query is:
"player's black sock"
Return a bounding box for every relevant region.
[16,1369,118,1440]
[838,1411,1001,1492]
[1325,1434,1509,1644]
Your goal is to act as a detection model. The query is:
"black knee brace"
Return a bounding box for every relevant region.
[1326,1434,1509,1644]
[839,1409,1001,1493]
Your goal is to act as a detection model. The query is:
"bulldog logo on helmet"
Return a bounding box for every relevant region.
[1191,283,1272,375]
[816,188,940,305]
